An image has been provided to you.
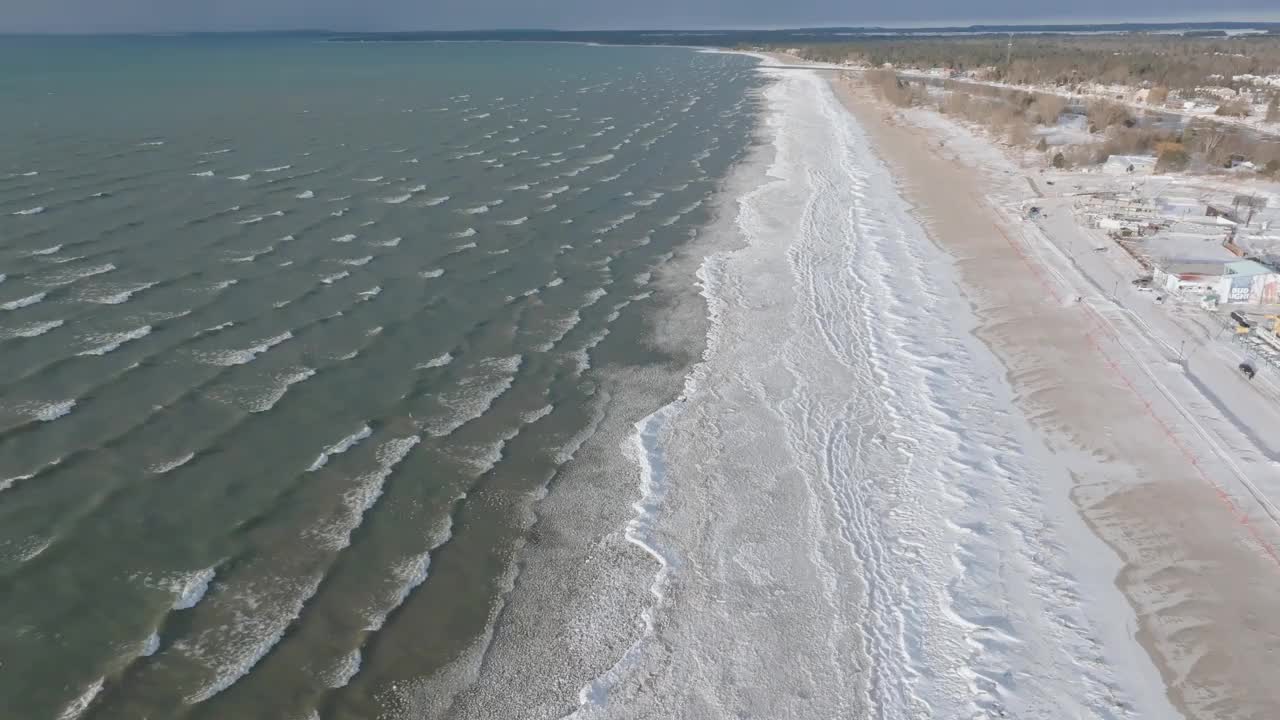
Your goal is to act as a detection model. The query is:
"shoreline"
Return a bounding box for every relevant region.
[550,55,1177,719]
[381,50,772,719]
[828,70,1280,717]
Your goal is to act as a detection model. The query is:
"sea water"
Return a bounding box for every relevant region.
[0,37,762,720]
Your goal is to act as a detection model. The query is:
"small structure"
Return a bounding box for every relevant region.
[1102,155,1157,176]
[1152,261,1228,294]
[1205,205,1239,223]
[1216,259,1280,304]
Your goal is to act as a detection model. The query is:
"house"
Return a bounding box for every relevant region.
[1102,155,1157,176]
[1206,205,1239,223]
[1153,262,1228,294]
[1216,260,1280,304]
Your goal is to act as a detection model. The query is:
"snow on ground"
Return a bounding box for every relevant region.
[564,63,1175,720]
[899,101,1280,541]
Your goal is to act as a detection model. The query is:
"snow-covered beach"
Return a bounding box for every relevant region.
[510,60,1185,718]
[389,53,1280,720]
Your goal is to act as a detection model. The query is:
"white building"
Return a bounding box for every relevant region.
[1216,260,1280,305]
[1153,262,1227,294]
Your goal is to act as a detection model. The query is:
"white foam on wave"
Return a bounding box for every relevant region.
[331,234,357,243]
[497,216,528,226]
[192,170,215,177]
[534,310,582,352]
[339,255,373,267]
[419,268,445,279]
[356,176,384,183]
[199,331,291,366]
[229,174,251,182]
[371,237,401,247]
[12,206,45,216]
[306,435,420,551]
[450,228,476,239]
[78,325,152,356]
[546,277,564,288]
[454,242,477,251]
[237,210,285,225]
[3,319,63,339]
[595,212,636,235]
[199,321,235,335]
[226,246,275,263]
[416,352,453,369]
[85,281,157,305]
[307,424,374,472]
[423,355,522,437]
[141,632,161,657]
[460,205,490,215]
[249,368,316,413]
[297,190,315,199]
[259,165,291,173]
[40,262,116,287]
[382,194,413,205]
[364,548,433,632]
[358,286,382,300]
[320,271,349,285]
[0,473,34,493]
[54,677,104,720]
[2,292,46,310]
[150,452,195,474]
[422,195,450,206]
[175,572,324,704]
[325,650,363,689]
[173,567,216,610]
[29,244,62,256]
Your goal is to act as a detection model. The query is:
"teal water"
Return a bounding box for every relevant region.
[0,37,761,719]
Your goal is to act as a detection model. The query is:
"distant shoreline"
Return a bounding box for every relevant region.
[4,20,1280,43]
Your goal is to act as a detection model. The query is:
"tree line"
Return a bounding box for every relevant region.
[778,35,1280,96]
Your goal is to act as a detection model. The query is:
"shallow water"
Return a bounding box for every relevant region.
[0,38,761,720]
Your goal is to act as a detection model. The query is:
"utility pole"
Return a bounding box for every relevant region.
[1005,33,1013,67]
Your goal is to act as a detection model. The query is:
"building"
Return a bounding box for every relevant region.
[1216,260,1280,305]
[1102,155,1157,176]
[1153,262,1228,294]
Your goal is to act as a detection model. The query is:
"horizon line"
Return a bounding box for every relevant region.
[4,18,1280,37]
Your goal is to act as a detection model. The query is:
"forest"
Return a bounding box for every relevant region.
[858,69,1280,176]
[780,35,1280,93]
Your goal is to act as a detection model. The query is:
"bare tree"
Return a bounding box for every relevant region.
[1214,99,1251,117]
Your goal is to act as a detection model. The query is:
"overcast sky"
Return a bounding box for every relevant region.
[2,0,1278,34]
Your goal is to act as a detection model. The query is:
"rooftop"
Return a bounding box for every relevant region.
[1225,259,1277,276]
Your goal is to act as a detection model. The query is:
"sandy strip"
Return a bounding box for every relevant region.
[829,73,1280,719]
